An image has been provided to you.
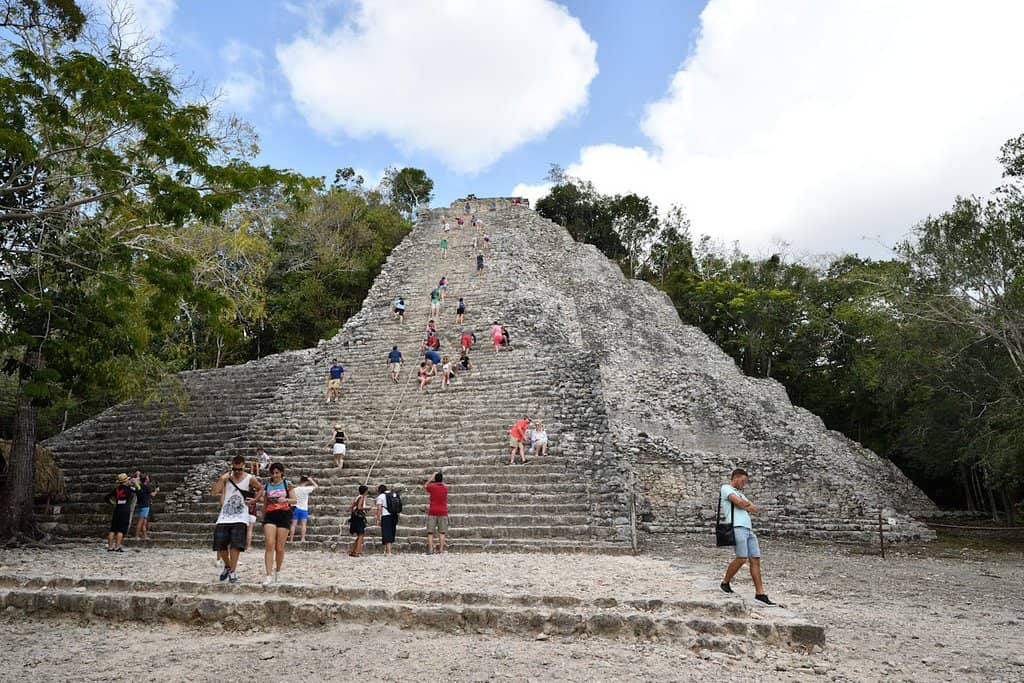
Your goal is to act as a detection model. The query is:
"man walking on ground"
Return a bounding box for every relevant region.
[508,416,531,465]
[211,455,263,584]
[720,468,775,605]
[326,358,345,403]
[387,345,403,383]
[423,471,449,554]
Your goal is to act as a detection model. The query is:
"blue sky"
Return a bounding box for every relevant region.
[163,1,704,203]
[128,0,1024,257]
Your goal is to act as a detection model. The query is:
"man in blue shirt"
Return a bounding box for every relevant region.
[326,359,345,403]
[720,468,775,605]
[387,346,403,383]
[424,348,441,366]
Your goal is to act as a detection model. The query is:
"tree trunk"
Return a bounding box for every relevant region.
[0,350,41,538]
[958,462,976,513]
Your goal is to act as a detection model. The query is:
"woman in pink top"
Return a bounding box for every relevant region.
[491,322,502,353]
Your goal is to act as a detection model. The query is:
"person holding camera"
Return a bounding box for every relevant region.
[210,455,263,584]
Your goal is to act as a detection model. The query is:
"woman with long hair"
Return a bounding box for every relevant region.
[349,484,369,557]
[260,463,295,585]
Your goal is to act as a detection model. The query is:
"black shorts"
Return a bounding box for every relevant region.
[109,509,130,535]
[263,508,293,527]
[213,522,248,551]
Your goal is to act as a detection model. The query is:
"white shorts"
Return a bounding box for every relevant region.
[248,514,257,526]
[333,443,347,455]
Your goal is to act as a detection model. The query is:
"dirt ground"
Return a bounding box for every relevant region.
[0,535,1021,682]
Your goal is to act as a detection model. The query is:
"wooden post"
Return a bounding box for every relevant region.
[878,509,885,559]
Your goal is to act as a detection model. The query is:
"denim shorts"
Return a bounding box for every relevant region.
[137,507,150,519]
[292,508,309,521]
[734,526,761,558]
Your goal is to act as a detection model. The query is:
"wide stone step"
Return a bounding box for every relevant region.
[0,574,822,651]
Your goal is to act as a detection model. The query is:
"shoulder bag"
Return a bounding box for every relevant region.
[715,487,736,547]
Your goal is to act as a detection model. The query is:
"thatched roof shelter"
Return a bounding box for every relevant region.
[0,440,66,498]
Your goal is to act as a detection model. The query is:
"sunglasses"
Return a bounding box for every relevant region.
[231,467,244,472]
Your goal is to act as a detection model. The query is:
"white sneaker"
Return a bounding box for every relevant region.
[262,575,273,586]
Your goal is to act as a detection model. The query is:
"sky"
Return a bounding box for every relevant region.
[108,0,1024,258]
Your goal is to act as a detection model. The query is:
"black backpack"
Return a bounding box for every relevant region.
[385,490,403,515]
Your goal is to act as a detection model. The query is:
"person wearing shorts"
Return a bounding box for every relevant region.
[719,468,775,605]
[424,471,449,554]
[210,455,262,584]
[261,463,295,585]
[106,473,135,551]
[133,473,159,540]
[393,297,406,322]
[289,475,318,542]
[329,424,347,468]
[475,253,484,274]
[508,416,531,464]
[387,345,403,383]
[326,359,345,403]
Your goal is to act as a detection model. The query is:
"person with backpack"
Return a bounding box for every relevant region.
[375,484,402,555]
[429,287,441,317]
[260,463,295,585]
[455,297,466,324]
[106,473,136,552]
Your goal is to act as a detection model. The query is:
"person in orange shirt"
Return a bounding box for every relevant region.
[508,416,532,465]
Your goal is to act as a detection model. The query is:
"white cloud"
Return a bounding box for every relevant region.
[561,0,1024,257]
[511,181,552,208]
[276,0,598,173]
[119,0,176,40]
[218,39,267,112]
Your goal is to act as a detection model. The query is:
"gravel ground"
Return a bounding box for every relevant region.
[0,536,1021,682]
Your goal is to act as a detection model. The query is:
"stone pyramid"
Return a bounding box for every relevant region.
[43,198,936,550]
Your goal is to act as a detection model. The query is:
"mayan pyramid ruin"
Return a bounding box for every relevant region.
[42,198,938,551]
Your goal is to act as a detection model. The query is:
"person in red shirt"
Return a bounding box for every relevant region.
[508,416,531,465]
[423,471,449,554]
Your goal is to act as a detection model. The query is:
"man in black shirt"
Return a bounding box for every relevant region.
[107,473,135,551]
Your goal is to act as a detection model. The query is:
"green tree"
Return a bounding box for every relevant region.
[0,3,305,537]
[260,188,410,352]
[381,166,434,220]
[611,193,659,278]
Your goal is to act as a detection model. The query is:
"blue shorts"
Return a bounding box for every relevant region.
[137,507,150,519]
[734,527,761,558]
[293,508,309,521]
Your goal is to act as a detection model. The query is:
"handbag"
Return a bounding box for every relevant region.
[714,488,735,547]
[228,475,255,500]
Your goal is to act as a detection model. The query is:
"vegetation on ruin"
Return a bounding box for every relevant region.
[0,1,426,536]
[537,143,1024,521]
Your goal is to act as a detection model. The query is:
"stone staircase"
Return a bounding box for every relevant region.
[43,198,937,551]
